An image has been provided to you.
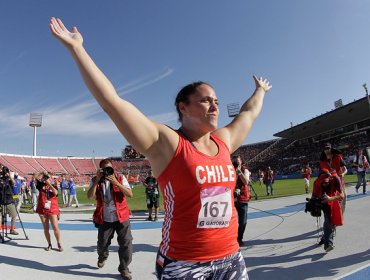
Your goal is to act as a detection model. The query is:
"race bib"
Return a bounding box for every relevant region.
[197,186,232,228]
[44,200,51,210]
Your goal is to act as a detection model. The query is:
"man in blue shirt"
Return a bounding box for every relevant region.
[60,176,69,205]
[68,178,79,208]
[13,173,23,212]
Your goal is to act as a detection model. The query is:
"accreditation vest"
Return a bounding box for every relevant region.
[157,132,239,262]
[93,174,130,224]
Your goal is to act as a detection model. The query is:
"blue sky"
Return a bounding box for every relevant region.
[0,0,369,157]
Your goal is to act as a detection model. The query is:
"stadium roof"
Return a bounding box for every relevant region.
[274,96,370,140]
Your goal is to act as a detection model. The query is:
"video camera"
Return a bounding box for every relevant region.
[0,166,10,180]
[305,197,322,217]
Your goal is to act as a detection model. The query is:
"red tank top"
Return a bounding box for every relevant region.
[157,132,239,261]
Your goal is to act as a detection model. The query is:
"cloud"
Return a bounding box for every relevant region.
[117,67,174,96]
[0,67,176,137]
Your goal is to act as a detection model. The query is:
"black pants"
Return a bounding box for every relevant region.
[235,201,249,242]
[97,220,133,273]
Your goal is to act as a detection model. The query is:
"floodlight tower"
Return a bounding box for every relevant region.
[29,113,42,156]
[227,103,240,118]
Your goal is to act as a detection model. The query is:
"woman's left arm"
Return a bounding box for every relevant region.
[215,75,272,153]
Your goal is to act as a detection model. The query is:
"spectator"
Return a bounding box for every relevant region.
[353,149,369,194]
[301,163,312,194]
[30,174,39,213]
[68,178,79,208]
[265,166,274,196]
[143,170,160,221]
[60,176,69,205]
[13,173,23,212]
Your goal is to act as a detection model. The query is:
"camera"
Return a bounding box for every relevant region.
[305,197,322,217]
[102,166,114,177]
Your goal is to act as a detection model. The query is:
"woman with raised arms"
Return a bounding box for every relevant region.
[50,17,271,280]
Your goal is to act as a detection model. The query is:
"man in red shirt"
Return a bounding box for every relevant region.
[232,156,251,247]
[301,163,312,194]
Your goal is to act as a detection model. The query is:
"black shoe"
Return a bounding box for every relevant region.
[324,244,334,252]
[97,259,106,268]
[318,240,324,246]
[147,216,152,221]
[153,216,158,221]
[120,270,132,280]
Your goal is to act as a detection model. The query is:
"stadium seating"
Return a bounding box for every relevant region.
[35,157,66,174]
[23,157,45,173]
[69,158,97,175]
[58,158,79,175]
[0,155,37,176]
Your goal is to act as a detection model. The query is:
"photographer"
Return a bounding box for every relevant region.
[320,143,347,213]
[311,169,344,252]
[87,158,133,280]
[143,170,160,221]
[232,155,251,247]
[36,171,63,252]
[0,166,19,235]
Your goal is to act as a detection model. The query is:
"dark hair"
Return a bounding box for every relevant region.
[99,158,112,168]
[231,155,241,168]
[320,148,342,161]
[175,81,212,122]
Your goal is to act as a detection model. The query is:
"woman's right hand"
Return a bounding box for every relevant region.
[49,17,83,50]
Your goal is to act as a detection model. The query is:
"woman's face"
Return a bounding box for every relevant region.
[180,84,219,131]
[324,147,332,157]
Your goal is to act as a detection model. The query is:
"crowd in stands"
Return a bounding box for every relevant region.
[1,132,369,187]
[236,132,370,177]
[123,145,145,159]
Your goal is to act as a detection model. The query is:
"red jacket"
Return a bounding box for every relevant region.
[236,167,251,203]
[93,175,130,224]
[320,154,345,176]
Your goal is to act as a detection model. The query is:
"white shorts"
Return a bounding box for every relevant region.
[303,178,310,186]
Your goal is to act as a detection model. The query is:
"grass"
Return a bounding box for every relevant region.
[20,174,359,213]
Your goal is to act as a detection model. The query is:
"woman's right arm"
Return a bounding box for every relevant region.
[49,18,177,161]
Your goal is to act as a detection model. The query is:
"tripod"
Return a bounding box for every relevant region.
[1,179,29,243]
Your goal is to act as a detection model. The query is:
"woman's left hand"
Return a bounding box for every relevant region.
[253,75,272,93]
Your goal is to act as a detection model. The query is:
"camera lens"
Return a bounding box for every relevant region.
[103,167,114,176]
